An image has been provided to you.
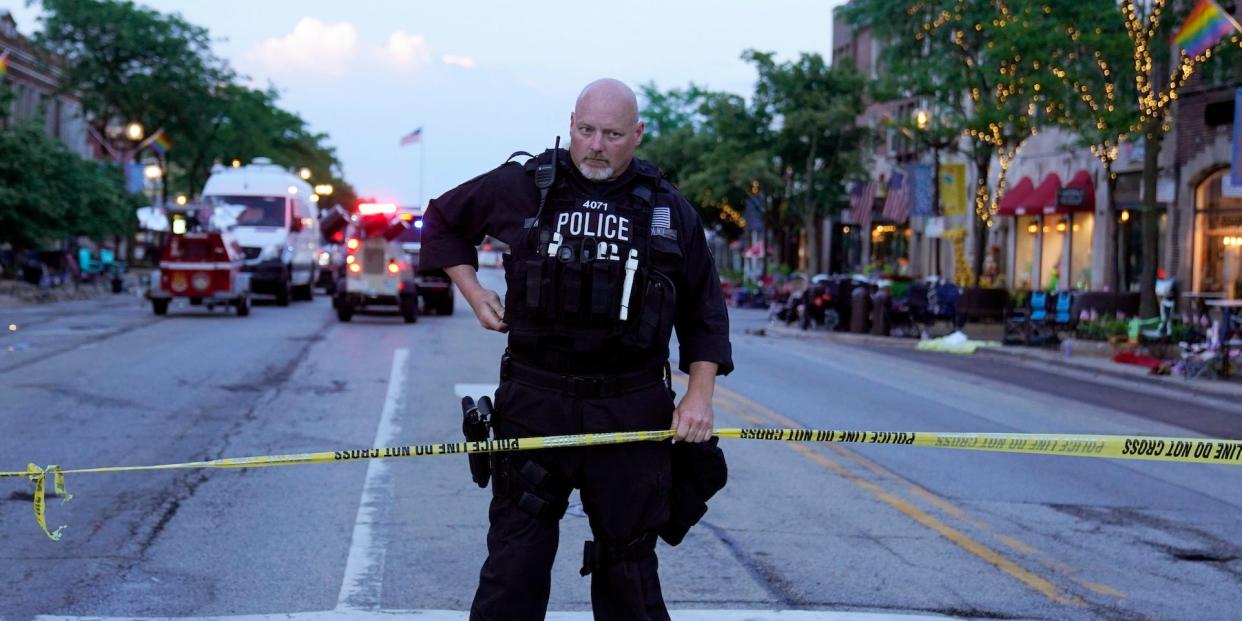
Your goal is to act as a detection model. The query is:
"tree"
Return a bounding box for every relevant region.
[1040,0,1139,292]
[0,123,140,248]
[1117,0,1242,316]
[35,0,355,206]
[745,51,867,275]
[36,0,225,153]
[847,0,1055,286]
[638,84,775,241]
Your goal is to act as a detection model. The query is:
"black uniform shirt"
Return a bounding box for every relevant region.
[421,149,733,376]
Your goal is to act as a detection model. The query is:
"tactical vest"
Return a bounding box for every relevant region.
[502,152,681,356]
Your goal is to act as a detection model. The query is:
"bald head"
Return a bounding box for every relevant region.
[576,79,640,126]
[569,78,645,181]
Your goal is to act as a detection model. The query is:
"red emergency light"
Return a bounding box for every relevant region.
[358,202,397,216]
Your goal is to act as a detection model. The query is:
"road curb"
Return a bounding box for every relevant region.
[755,324,921,350]
[758,322,1242,408]
[976,345,1242,405]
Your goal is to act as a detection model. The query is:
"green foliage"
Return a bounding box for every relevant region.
[1043,0,1139,158]
[745,51,867,223]
[1074,316,1130,341]
[0,123,141,248]
[638,52,867,255]
[35,0,355,205]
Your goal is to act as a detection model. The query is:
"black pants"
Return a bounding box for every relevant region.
[470,379,674,621]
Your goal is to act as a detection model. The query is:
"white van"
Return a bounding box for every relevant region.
[201,158,319,305]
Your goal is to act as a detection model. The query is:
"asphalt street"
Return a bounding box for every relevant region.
[2,269,1240,621]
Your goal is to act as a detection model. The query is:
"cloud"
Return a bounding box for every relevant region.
[247,18,359,76]
[384,31,433,68]
[441,55,477,69]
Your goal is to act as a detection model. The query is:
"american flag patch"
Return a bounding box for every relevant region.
[651,206,671,231]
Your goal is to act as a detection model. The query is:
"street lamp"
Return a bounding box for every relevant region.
[143,164,163,180]
[126,122,145,142]
[314,184,334,196]
[914,110,930,131]
[299,168,312,180]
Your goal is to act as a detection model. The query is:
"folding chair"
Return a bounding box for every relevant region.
[1003,291,1049,345]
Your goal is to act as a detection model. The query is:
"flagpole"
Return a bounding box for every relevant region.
[1217,0,1242,33]
[419,138,425,209]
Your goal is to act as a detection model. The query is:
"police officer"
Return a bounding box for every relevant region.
[420,78,733,621]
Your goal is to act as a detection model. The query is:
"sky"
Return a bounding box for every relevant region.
[4,1,846,206]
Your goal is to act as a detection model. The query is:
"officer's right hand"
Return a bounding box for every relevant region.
[467,288,509,332]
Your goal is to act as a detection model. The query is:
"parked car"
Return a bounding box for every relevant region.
[396,209,455,315]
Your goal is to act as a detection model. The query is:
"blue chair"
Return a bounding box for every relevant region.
[1003,291,1051,345]
[78,248,97,274]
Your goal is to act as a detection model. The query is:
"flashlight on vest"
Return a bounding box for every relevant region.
[620,248,639,320]
[547,231,563,258]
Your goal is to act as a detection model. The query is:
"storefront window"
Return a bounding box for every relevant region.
[1193,170,1242,297]
[834,224,863,274]
[1116,206,1167,292]
[1040,217,1064,289]
[1070,213,1094,289]
[869,224,910,274]
[1014,216,1038,289]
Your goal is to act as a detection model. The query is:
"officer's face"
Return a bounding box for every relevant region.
[569,101,644,182]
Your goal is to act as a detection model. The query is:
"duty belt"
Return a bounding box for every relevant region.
[502,355,668,398]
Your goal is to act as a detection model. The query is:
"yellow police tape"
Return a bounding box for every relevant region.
[4,428,1241,540]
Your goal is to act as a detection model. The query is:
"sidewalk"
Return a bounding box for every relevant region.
[0,269,151,306]
[760,322,1242,406]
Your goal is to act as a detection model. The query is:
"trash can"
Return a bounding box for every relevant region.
[850,287,871,334]
[871,289,891,336]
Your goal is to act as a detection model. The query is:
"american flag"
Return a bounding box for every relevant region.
[651,206,671,230]
[399,127,423,147]
[882,168,912,222]
[847,179,877,226]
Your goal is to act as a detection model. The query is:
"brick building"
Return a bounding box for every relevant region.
[1,11,98,158]
[1173,19,1242,298]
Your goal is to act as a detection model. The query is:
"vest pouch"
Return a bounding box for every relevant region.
[523,258,543,311]
[501,253,529,324]
[561,259,584,318]
[537,256,559,321]
[589,260,620,322]
[631,269,676,348]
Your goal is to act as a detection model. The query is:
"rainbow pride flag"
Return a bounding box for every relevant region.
[1172,0,1240,59]
[149,129,173,156]
[0,49,10,76]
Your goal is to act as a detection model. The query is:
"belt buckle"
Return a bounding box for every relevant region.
[564,375,603,398]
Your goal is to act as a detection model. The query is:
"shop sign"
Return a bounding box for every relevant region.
[1057,188,1085,207]
[1206,211,1242,234]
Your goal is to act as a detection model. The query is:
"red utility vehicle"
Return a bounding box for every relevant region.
[147,229,252,316]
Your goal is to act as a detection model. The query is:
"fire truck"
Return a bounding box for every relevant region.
[321,203,419,323]
[147,206,252,316]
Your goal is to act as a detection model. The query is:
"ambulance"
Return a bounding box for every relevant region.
[201,158,319,306]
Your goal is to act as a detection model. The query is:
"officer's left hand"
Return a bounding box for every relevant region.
[672,394,714,443]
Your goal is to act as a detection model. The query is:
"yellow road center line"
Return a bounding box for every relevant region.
[705,379,1093,607]
[785,442,1084,607]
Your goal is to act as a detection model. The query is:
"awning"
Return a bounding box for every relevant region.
[996,177,1035,216]
[1055,170,1095,213]
[1020,173,1063,215]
